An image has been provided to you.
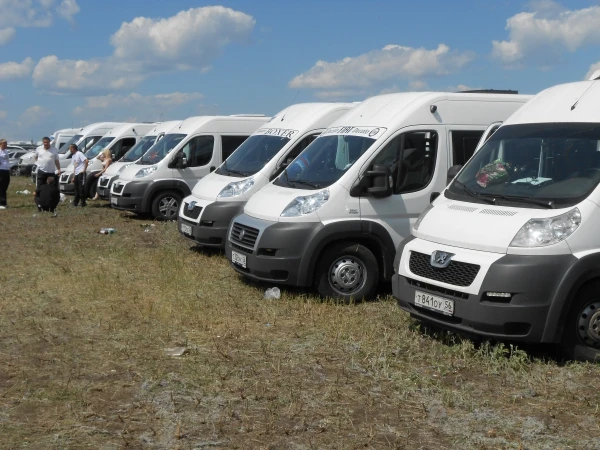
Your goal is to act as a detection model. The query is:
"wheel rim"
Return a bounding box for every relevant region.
[328,256,367,296]
[159,197,179,219]
[577,301,600,347]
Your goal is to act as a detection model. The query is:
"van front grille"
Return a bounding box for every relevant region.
[409,251,480,287]
[182,202,203,220]
[230,222,259,249]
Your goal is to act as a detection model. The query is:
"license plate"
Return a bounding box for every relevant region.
[414,290,454,316]
[59,185,65,191]
[180,223,192,235]
[110,197,118,205]
[231,250,247,268]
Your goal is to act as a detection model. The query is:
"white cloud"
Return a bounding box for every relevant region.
[314,89,365,100]
[0,0,80,28]
[585,62,600,80]
[34,6,255,94]
[492,1,600,66]
[0,57,34,80]
[0,27,15,45]
[0,110,7,120]
[56,0,79,22]
[289,44,473,90]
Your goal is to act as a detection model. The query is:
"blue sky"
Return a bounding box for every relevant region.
[1,0,599,140]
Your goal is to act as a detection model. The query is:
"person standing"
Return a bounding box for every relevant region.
[35,136,61,188]
[69,143,88,207]
[90,148,112,201]
[0,139,10,209]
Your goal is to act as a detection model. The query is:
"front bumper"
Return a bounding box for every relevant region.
[225,213,322,285]
[97,175,116,200]
[19,163,33,175]
[178,200,244,248]
[110,180,150,213]
[59,172,75,194]
[393,240,577,343]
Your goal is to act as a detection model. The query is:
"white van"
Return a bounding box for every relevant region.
[31,128,83,182]
[97,121,182,200]
[110,115,270,220]
[59,122,151,196]
[52,128,79,150]
[393,79,600,361]
[224,92,532,301]
[177,103,355,248]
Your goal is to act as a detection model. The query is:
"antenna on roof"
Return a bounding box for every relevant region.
[282,90,300,121]
[457,89,519,94]
[571,78,597,110]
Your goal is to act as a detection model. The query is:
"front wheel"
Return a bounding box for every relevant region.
[151,191,182,221]
[561,282,600,362]
[315,243,379,302]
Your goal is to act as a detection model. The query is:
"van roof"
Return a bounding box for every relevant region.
[504,80,600,125]
[171,115,271,135]
[78,122,124,136]
[146,120,182,135]
[328,92,532,130]
[258,103,356,132]
[103,122,156,138]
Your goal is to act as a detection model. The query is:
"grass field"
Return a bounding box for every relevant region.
[1,176,600,449]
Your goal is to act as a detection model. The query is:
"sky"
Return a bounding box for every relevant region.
[1,0,600,141]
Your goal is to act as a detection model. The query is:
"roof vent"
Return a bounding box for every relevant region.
[457,89,519,94]
[588,70,600,81]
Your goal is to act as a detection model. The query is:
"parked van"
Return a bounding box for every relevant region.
[59,122,147,196]
[393,80,600,361]
[97,121,182,200]
[178,103,356,248]
[224,92,532,301]
[110,115,270,220]
[30,128,84,182]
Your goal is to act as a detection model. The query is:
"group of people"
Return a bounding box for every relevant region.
[0,136,113,213]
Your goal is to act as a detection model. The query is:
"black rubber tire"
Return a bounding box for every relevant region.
[86,176,99,199]
[315,242,379,302]
[151,191,182,221]
[560,282,600,362]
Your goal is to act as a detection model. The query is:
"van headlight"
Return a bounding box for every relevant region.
[117,164,131,174]
[281,189,330,217]
[217,177,255,198]
[134,166,157,178]
[510,208,581,247]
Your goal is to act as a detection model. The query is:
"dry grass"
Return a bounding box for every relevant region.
[1,176,600,449]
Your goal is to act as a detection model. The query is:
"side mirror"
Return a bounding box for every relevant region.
[174,152,188,169]
[111,153,116,161]
[366,164,393,198]
[447,165,462,185]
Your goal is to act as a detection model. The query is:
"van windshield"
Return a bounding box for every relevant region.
[121,136,156,162]
[58,134,82,154]
[85,137,115,159]
[138,133,186,165]
[447,122,600,208]
[215,135,291,178]
[274,134,376,190]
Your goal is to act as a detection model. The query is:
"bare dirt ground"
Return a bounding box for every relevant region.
[1,176,600,449]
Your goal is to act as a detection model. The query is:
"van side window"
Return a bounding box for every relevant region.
[222,136,249,160]
[371,131,438,194]
[451,130,484,165]
[113,138,136,160]
[181,136,215,167]
[284,133,320,164]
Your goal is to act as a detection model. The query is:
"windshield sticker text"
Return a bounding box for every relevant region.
[321,126,387,139]
[255,128,298,139]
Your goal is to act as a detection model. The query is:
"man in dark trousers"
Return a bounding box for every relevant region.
[34,176,60,213]
[69,143,88,207]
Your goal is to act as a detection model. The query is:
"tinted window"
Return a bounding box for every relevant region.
[180,136,214,167]
[122,136,156,162]
[85,137,115,159]
[221,136,249,161]
[112,137,136,160]
[58,134,82,154]
[216,134,291,177]
[451,130,484,166]
[139,134,186,165]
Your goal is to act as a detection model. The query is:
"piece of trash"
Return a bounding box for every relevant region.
[99,228,116,235]
[265,323,273,327]
[16,190,31,195]
[59,193,66,202]
[264,287,281,300]
[32,214,37,218]
[164,347,189,357]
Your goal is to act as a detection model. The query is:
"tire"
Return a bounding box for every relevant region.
[560,282,600,362]
[11,166,18,176]
[151,191,182,221]
[86,176,99,199]
[315,242,379,302]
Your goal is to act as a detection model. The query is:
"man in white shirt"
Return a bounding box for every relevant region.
[0,139,10,209]
[35,136,61,188]
[69,143,88,207]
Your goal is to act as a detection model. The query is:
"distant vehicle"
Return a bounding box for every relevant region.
[7,147,29,175]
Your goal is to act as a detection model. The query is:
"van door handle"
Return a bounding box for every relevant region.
[210,166,216,172]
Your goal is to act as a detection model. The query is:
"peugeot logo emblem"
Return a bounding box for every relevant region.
[238,229,246,240]
[188,201,196,211]
[430,250,454,268]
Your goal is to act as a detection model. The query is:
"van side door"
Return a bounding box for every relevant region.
[357,127,446,247]
[175,135,216,190]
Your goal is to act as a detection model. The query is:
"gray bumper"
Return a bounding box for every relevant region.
[394,253,578,343]
[225,214,323,285]
[110,180,150,213]
[178,201,244,248]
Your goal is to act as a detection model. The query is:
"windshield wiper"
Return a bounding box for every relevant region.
[292,179,320,189]
[488,194,555,209]
[454,181,496,205]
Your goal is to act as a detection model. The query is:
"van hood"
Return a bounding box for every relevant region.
[104,161,131,177]
[244,183,314,222]
[118,163,146,182]
[414,197,574,254]
[191,172,236,201]
[87,159,103,173]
